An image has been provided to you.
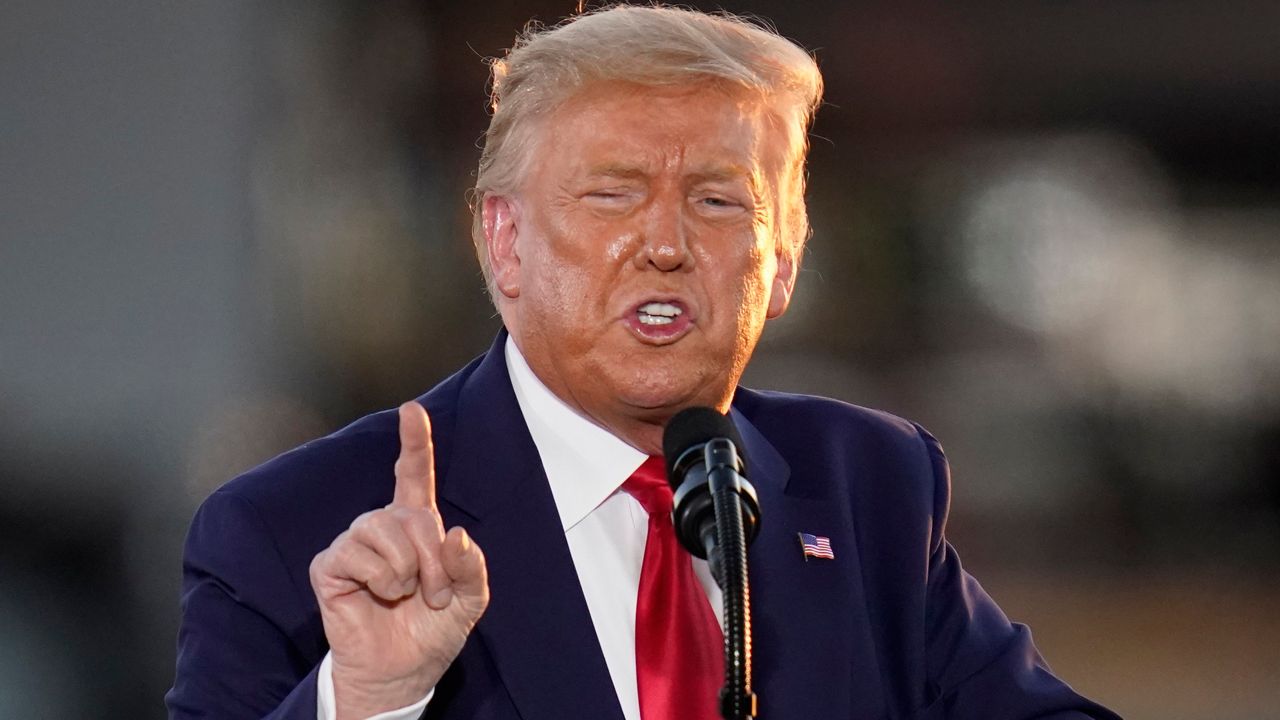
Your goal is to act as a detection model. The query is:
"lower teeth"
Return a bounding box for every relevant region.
[639,314,674,326]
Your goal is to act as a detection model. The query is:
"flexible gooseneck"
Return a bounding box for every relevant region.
[705,438,756,720]
[664,408,762,720]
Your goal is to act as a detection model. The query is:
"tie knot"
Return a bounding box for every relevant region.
[622,456,672,516]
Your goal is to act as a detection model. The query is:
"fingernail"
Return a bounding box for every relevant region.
[429,588,453,608]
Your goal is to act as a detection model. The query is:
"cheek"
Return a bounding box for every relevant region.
[559,210,638,268]
[540,215,635,295]
[730,249,776,327]
[526,249,589,312]
[520,225,626,330]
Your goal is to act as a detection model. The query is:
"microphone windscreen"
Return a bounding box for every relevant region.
[662,406,746,482]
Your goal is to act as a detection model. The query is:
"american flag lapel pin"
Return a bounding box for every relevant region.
[798,532,834,561]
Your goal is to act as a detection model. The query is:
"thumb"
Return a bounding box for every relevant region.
[440,526,489,612]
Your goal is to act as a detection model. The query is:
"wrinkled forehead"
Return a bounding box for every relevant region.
[530,79,800,185]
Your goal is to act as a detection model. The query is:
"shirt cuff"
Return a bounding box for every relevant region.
[316,651,435,720]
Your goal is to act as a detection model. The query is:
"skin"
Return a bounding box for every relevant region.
[485,81,798,453]
[311,403,489,718]
[311,80,799,717]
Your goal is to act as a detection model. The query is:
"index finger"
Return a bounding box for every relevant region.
[393,401,436,509]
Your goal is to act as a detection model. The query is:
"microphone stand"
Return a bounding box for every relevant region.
[704,439,757,720]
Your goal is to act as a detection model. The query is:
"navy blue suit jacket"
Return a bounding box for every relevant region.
[167,333,1119,719]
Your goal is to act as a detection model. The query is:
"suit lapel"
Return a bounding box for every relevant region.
[732,410,887,720]
[436,335,626,720]
[427,334,883,719]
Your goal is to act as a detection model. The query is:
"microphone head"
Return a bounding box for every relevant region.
[662,406,747,482]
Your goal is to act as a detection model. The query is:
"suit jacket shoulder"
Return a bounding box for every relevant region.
[733,386,948,542]
[730,387,1116,720]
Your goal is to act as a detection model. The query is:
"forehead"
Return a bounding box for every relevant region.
[534,81,788,177]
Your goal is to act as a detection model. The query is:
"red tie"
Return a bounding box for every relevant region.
[623,456,724,720]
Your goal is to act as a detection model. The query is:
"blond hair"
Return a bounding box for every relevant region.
[471,4,823,291]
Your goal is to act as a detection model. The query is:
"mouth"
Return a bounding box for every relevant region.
[624,299,694,343]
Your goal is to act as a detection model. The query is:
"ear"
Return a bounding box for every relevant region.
[483,194,521,299]
[766,243,798,319]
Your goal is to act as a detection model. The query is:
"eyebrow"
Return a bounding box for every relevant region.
[583,163,649,180]
[687,165,755,185]
[583,163,757,188]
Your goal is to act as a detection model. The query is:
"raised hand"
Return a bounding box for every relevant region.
[309,402,489,719]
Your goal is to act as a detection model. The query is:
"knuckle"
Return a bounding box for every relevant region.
[349,509,381,532]
[353,509,398,539]
[308,552,326,581]
[394,454,424,476]
[331,542,360,571]
[368,563,395,587]
[386,543,418,577]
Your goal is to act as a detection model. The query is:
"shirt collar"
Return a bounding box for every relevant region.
[504,336,648,532]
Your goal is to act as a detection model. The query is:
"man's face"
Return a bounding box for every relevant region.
[484,81,796,446]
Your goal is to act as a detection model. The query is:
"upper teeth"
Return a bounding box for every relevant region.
[639,302,681,317]
[638,302,681,326]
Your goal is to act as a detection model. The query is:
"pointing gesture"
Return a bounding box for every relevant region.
[310,402,489,719]
[393,402,436,508]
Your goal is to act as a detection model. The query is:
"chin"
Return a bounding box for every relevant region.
[607,362,725,415]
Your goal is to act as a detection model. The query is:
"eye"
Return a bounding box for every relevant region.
[695,194,746,214]
[581,187,640,214]
[582,187,634,202]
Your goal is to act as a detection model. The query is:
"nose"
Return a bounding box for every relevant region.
[634,198,693,272]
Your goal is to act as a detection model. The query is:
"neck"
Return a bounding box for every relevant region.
[504,331,734,455]
[549,384,734,457]
[500,313,738,454]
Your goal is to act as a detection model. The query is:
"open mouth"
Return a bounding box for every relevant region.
[636,301,683,326]
[626,299,693,342]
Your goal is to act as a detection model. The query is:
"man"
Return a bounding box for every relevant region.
[168,6,1119,720]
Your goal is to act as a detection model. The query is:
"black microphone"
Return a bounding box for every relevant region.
[663,407,761,585]
[663,406,761,720]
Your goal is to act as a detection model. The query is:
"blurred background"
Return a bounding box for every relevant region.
[2,0,1278,717]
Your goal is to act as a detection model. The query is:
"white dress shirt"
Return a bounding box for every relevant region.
[317,337,722,720]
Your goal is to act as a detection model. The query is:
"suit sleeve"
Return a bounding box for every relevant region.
[166,489,325,720]
[912,424,1122,720]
